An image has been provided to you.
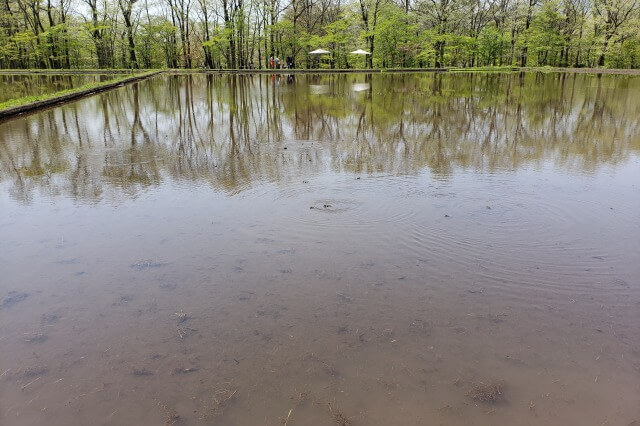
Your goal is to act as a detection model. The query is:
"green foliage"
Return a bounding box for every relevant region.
[0,0,638,70]
[525,0,565,66]
[477,27,505,66]
[322,15,358,68]
[374,6,416,68]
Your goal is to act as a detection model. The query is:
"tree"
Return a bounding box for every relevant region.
[0,0,639,70]
[359,0,385,68]
[593,0,640,66]
[415,0,465,67]
[118,0,139,68]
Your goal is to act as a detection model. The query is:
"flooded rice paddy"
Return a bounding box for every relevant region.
[0,72,639,425]
[0,73,121,103]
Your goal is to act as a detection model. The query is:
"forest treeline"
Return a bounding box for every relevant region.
[1,0,639,70]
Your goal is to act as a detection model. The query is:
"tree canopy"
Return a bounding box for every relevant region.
[1,0,639,69]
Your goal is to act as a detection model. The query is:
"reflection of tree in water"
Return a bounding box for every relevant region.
[1,72,639,203]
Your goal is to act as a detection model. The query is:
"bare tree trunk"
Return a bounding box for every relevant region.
[222,0,236,68]
[118,0,139,68]
[520,0,537,67]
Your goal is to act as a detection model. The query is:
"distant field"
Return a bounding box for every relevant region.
[0,71,159,117]
[0,74,122,103]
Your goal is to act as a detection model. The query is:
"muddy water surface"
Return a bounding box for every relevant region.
[1,73,639,425]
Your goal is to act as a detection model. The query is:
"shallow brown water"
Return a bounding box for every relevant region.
[0,74,119,103]
[1,72,639,425]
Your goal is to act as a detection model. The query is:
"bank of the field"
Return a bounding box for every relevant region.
[0,69,156,75]
[2,66,638,77]
[165,68,449,74]
[522,66,640,75]
[166,66,640,75]
[449,66,520,72]
[0,71,162,120]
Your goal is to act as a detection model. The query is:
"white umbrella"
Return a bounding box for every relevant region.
[309,49,331,55]
[350,49,371,55]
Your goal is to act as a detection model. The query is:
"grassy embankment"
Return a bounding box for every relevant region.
[0,69,156,74]
[449,66,520,72]
[170,65,639,74]
[2,66,639,77]
[0,70,159,112]
[451,65,640,74]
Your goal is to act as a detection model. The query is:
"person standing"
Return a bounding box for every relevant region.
[269,56,274,69]
[275,57,281,69]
